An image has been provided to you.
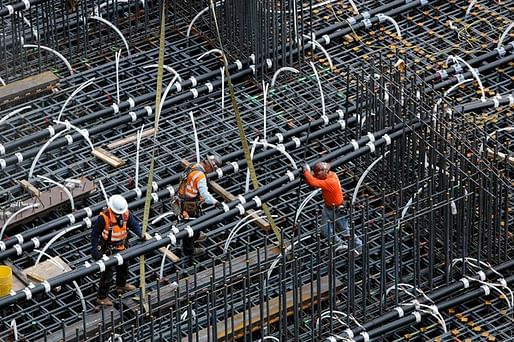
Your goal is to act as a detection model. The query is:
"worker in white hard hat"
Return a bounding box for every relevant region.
[91,194,142,306]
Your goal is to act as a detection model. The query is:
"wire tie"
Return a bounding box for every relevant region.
[214,167,223,179]
[266,58,272,69]
[498,278,507,287]
[496,46,506,57]
[455,73,465,82]
[236,204,245,215]
[221,202,230,212]
[363,19,372,29]
[168,233,176,246]
[343,328,354,338]
[111,103,119,114]
[114,254,124,265]
[189,76,197,87]
[508,94,514,106]
[338,119,346,130]
[250,65,256,75]
[460,278,470,288]
[292,137,301,147]
[237,195,246,204]
[83,217,92,228]
[84,261,91,268]
[481,284,491,296]
[413,311,422,323]
[276,143,285,152]
[14,234,23,245]
[420,0,428,5]
[250,54,255,63]
[360,331,370,342]
[367,132,375,142]
[15,152,23,163]
[167,186,175,197]
[151,193,159,203]
[347,17,356,25]
[321,115,329,125]
[377,13,386,22]
[144,106,153,117]
[493,98,499,108]
[286,170,295,181]
[31,237,40,249]
[0,144,4,155]
[129,111,137,122]
[42,280,51,293]
[383,134,392,145]
[14,245,22,255]
[478,271,486,281]
[96,260,106,273]
[127,97,135,108]
[361,11,370,19]
[253,196,262,208]
[0,241,5,251]
[322,34,330,45]
[350,139,359,150]
[22,0,30,9]
[154,233,162,240]
[0,159,6,170]
[205,82,213,93]
[64,135,73,145]
[190,88,198,98]
[185,226,194,238]
[235,60,243,70]
[152,181,158,192]
[395,306,404,317]
[175,83,182,92]
[171,226,180,235]
[134,187,142,199]
[84,207,92,217]
[6,5,14,15]
[229,162,238,173]
[23,288,32,300]
[275,133,284,143]
[437,69,448,79]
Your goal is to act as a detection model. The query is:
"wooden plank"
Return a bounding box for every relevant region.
[0,71,58,109]
[180,160,270,231]
[182,275,341,342]
[19,179,41,197]
[23,256,71,283]
[106,128,155,149]
[144,232,180,262]
[0,177,96,233]
[92,147,126,168]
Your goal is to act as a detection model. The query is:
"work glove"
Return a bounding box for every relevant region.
[302,163,311,173]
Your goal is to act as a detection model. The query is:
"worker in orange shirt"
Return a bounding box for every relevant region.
[303,162,362,254]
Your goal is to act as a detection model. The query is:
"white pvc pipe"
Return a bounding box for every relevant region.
[262,81,269,142]
[157,75,179,118]
[0,106,31,126]
[446,55,485,101]
[293,189,320,226]
[304,36,333,70]
[98,179,110,205]
[53,120,95,152]
[57,78,95,122]
[270,67,299,89]
[377,14,402,39]
[34,224,80,264]
[37,175,75,211]
[197,49,226,63]
[351,151,390,205]
[115,49,122,104]
[187,6,210,39]
[28,128,70,179]
[159,244,171,279]
[72,280,87,314]
[135,124,144,188]
[151,211,175,224]
[142,65,183,83]
[224,213,278,254]
[465,0,477,17]
[252,141,298,170]
[221,66,225,112]
[33,249,67,271]
[309,62,326,117]
[396,186,425,232]
[88,16,131,57]
[23,44,74,75]
[10,319,18,341]
[245,137,259,193]
[498,22,514,50]
[0,204,40,240]
[189,111,200,164]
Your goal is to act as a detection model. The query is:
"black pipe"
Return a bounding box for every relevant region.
[0,118,426,307]
[454,92,514,113]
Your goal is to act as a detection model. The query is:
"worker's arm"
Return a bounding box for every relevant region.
[90,216,105,260]
[127,213,142,238]
[303,170,330,190]
[197,177,218,205]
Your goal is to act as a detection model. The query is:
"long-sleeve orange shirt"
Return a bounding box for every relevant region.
[303,170,343,207]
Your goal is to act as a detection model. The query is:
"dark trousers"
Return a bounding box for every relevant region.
[183,231,200,255]
[97,258,129,299]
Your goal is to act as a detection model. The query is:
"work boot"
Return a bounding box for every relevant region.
[116,283,137,294]
[184,247,205,256]
[96,297,113,306]
[335,241,348,253]
[195,232,208,243]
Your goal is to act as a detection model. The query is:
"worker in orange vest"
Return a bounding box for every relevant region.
[174,155,223,256]
[303,162,362,254]
[91,195,142,306]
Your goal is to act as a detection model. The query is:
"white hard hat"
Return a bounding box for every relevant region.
[108,195,128,215]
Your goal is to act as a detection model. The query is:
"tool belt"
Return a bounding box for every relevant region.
[171,196,200,219]
[99,238,126,255]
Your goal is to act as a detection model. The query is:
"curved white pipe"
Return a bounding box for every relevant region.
[309,62,326,117]
[224,213,278,254]
[262,81,269,142]
[293,189,320,225]
[159,244,171,279]
[446,55,485,101]
[187,6,210,39]
[189,111,200,164]
[151,211,175,225]
[115,49,122,104]
[377,14,402,39]
[498,22,514,50]
[28,128,70,179]
[0,76,5,86]
[351,151,390,205]
[197,49,226,63]
[34,224,80,264]
[158,75,179,116]
[37,175,75,211]
[143,64,183,83]
[23,44,73,75]
[33,249,66,271]
[0,204,40,239]
[270,67,299,89]
[252,141,298,170]
[57,78,96,122]
[465,0,477,17]
[0,106,31,126]
[72,280,87,313]
[395,186,425,232]
[135,124,144,188]
[98,179,110,205]
[88,16,131,57]
[53,120,95,152]
[10,319,18,341]
[245,137,259,193]
[221,66,225,112]
[303,36,333,70]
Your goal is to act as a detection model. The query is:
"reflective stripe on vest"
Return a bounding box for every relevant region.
[100,209,129,244]
[178,166,206,200]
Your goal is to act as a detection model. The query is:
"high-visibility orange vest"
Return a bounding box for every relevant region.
[177,164,205,200]
[100,208,129,250]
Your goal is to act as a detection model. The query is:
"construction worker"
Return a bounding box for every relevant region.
[303,162,362,254]
[174,155,223,256]
[91,194,142,306]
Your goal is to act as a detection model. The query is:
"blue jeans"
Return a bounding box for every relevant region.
[321,205,362,248]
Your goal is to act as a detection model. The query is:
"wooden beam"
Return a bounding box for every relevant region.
[182,275,341,342]
[0,71,58,109]
[180,160,270,231]
[144,233,180,262]
[107,128,156,150]
[92,147,126,168]
[19,179,41,197]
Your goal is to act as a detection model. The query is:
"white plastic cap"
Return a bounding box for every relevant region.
[109,195,128,214]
